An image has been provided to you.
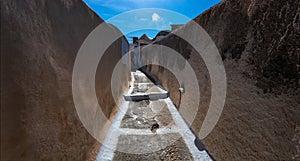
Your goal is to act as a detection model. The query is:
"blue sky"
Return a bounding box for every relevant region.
[84,0,221,42]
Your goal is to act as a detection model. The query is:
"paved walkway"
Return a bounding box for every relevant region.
[96,71,212,161]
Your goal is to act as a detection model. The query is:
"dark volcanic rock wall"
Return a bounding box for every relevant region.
[194,0,251,59]
[1,0,129,160]
[248,0,300,94]
[142,0,300,160]
[195,0,300,93]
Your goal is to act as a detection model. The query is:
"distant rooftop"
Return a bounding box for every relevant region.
[170,24,184,31]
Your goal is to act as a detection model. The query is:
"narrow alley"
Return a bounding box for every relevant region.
[2,1,299,161]
[96,71,212,161]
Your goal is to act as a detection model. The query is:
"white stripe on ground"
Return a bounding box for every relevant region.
[96,73,135,161]
[96,71,212,161]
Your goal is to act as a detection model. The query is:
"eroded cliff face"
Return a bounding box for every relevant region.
[1,0,129,160]
[195,0,300,93]
[142,0,300,160]
[248,0,300,94]
[194,0,251,59]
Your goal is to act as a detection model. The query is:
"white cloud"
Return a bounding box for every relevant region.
[152,13,161,22]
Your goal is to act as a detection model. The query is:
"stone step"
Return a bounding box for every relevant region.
[123,92,169,101]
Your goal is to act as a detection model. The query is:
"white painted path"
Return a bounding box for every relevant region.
[96,71,212,161]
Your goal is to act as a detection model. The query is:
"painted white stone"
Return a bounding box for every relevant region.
[96,71,212,161]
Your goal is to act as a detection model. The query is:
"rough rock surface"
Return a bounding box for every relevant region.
[195,0,300,93]
[142,0,300,160]
[1,0,129,160]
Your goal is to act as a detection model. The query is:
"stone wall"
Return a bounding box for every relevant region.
[1,0,130,160]
[141,0,300,160]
